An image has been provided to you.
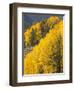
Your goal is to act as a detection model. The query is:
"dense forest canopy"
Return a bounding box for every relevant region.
[23,16,63,74]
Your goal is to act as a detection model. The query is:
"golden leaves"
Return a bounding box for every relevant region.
[24,16,63,74]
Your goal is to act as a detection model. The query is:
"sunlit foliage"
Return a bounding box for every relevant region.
[24,18,63,74]
[24,16,60,49]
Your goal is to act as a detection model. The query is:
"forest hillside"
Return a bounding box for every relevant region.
[24,16,63,74]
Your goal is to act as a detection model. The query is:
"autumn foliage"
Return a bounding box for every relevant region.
[24,16,63,74]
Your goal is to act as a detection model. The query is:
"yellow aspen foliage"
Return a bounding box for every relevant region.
[24,29,32,47]
[24,22,42,48]
[24,20,63,74]
[24,16,61,49]
[47,16,60,29]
